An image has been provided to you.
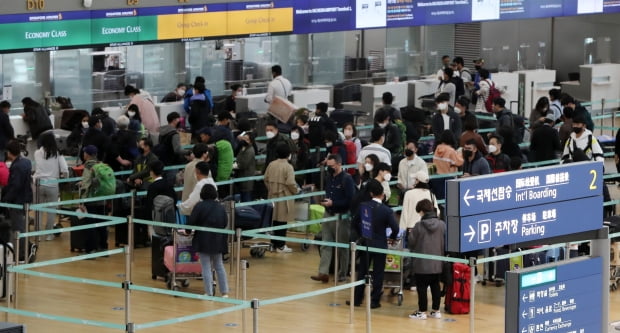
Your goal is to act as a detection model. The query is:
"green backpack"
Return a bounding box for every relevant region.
[90,163,116,197]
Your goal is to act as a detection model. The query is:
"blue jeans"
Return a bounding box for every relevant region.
[198,252,229,296]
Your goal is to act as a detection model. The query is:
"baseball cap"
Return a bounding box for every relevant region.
[83,145,98,156]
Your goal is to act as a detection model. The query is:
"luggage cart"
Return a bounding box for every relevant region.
[382,237,405,306]
[164,230,202,292]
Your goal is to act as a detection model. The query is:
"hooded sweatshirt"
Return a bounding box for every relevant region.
[408,212,446,274]
[432,143,463,174]
[561,128,604,163]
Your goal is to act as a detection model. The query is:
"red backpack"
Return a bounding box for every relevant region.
[0,162,8,187]
[484,80,501,113]
[342,140,357,175]
[444,262,471,314]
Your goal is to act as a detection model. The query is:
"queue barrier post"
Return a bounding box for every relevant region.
[334,214,339,287]
[349,242,356,325]
[241,259,249,333]
[365,274,371,333]
[235,228,242,299]
[252,298,260,333]
[469,257,476,333]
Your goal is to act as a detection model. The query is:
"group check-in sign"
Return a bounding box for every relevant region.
[445,161,604,252]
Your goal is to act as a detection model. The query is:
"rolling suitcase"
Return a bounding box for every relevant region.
[0,241,14,299]
[151,233,171,280]
[484,247,510,286]
[444,262,471,314]
[70,215,88,252]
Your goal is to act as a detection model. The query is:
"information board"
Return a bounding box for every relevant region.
[447,195,602,253]
[446,161,604,217]
[505,257,603,333]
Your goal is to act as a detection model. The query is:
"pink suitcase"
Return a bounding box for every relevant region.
[163,245,202,274]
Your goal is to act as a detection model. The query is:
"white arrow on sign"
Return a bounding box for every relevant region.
[522,293,528,302]
[463,189,475,207]
[521,328,527,333]
[522,310,528,319]
[463,225,475,243]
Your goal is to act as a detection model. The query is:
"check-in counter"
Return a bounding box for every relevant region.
[408,78,438,108]
[360,81,409,117]
[290,89,330,110]
[155,101,186,126]
[10,114,55,137]
[561,63,620,110]
[235,93,269,114]
[296,85,334,106]
[492,72,519,109]
[515,69,557,118]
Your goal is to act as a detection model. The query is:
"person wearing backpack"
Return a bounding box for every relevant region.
[474,69,495,112]
[435,68,456,106]
[156,112,187,185]
[80,145,116,255]
[560,114,604,163]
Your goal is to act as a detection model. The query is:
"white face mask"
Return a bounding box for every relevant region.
[301,124,309,133]
[325,142,333,148]
[82,122,89,129]
[127,111,136,118]
[488,145,498,154]
[177,89,186,96]
[438,102,449,111]
[383,173,392,182]
[378,122,388,129]
[290,132,300,140]
[344,129,353,137]
[364,163,373,172]
[265,131,276,139]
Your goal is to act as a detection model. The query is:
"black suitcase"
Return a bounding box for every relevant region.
[70,215,88,252]
[484,247,510,286]
[522,250,547,268]
[114,206,150,248]
[151,233,171,280]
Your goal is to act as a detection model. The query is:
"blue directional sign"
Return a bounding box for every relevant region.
[447,196,602,253]
[505,257,603,333]
[446,161,604,217]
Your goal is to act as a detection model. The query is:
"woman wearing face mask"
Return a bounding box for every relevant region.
[234,132,256,202]
[459,116,488,155]
[290,126,309,185]
[432,93,462,142]
[67,115,90,157]
[125,104,146,139]
[361,154,380,185]
[342,122,361,157]
[529,96,550,131]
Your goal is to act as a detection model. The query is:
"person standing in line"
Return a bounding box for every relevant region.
[348,179,399,309]
[235,132,256,202]
[264,65,292,104]
[33,132,68,241]
[311,154,356,283]
[408,198,446,320]
[0,101,14,162]
[124,85,160,135]
[179,161,217,216]
[188,184,229,298]
[264,143,298,253]
[181,143,211,202]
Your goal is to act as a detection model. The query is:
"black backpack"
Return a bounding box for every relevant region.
[308,116,325,148]
[451,76,465,99]
[510,114,526,144]
[153,131,181,166]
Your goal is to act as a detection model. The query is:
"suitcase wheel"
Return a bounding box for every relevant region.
[301,243,310,252]
[390,287,400,296]
[250,248,265,258]
[182,279,190,288]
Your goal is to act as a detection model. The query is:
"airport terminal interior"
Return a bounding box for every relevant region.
[2,0,620,332]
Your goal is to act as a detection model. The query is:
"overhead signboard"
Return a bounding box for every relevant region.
[446,161,604,218]
[447,195,602,253]
[505,257,603,333]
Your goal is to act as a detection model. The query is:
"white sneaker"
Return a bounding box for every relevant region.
[45,235,54,241]
[409,311,427,320]
[429,310,442,319]
[276,245,293,253]
[221,294,229,298]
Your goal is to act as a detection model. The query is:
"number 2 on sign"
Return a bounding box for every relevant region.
[590,169,598,190]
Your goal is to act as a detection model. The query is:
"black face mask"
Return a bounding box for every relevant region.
[463,150,473,159]
[138,147,145,155]
[405,149,414,157]
[326,166,336,175]
[572,127,583,134]
[474,65,481,71]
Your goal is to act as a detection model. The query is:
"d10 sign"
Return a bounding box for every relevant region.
[446,161,603,218]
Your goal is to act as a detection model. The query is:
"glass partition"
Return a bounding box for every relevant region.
[186,40,226,96]
[311,31,346,85]
[51,49,93,111]
[385,27,423,80]
[1,52,40,112]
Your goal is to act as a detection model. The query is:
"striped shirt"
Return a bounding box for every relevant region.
[357,143,392,165]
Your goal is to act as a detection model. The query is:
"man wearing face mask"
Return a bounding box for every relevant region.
[561,114,604,163]
[486,134,513,173]
[529,115,561,163]
[455,96,477,129]
[462,139,491,177]
[358,128,392,176]
[263,121,296,173]
[161,83,187,103]
[127,138,159,189]
[397,141,428,193]
[374,162,393,202]
[435,67,456,106]
[80,116,109,163]
[311,154,356,283]
[431,93,462,143]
